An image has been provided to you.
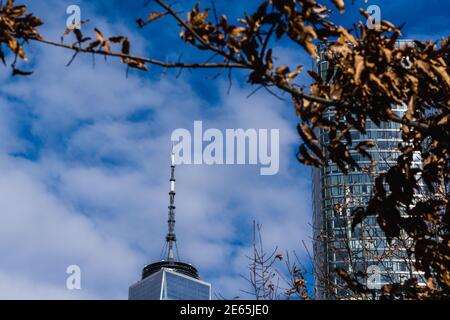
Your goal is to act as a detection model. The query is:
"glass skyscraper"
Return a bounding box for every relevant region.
[312,42,423,299]
[129,262,211,300]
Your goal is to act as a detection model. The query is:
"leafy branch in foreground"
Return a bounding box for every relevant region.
[0,0,42,74]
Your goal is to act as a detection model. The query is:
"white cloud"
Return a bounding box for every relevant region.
[0,164,142,299]
[0,270,94,300]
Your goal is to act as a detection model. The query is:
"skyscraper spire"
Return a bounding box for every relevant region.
[129,143,211,300]
[166,144,177,262]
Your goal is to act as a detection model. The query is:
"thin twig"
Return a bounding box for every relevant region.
[29,37,248,70]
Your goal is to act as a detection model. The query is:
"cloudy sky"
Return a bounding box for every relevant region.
[0,0,448,299]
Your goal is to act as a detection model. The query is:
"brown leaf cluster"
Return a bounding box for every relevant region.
[319,21,448,298]
[0,0,42,75]
[61,26,147,71]
[178,1,344,86]
[177,0,450,299]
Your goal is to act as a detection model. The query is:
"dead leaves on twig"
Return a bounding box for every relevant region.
[61,25,148,71]
[136,11,168,28]
[0,0,42,75]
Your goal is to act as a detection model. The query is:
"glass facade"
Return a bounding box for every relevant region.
[312,42,423,299]
[164,271,211,300]
[128,269,163,300]
[129,268,211,300]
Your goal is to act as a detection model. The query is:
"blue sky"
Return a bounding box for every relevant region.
[0,0,448,299]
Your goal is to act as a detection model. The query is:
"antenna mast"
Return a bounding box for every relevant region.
[166,144,177,262]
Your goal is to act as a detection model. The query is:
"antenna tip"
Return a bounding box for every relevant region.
[171,143,175,165]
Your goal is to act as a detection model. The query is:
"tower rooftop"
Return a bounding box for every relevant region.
[142,261,199,280]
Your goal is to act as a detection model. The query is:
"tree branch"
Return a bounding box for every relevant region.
[154,0,250,67]
[29,37,248,70]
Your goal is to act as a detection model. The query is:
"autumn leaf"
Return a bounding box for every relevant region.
[331,0,345,13]
[265,49,273,70]
[109,36,125,44]
[0,46,6,65]
[73,29,83,43]
[94,28,104,42]
[275,65,289,75]
[127,59,148,71]
[287,65,304,81]
[354,54,364,84]
[147,11,165,23]
[122,38,130,56]
[86,40,101,51]
[12,67,33,76]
